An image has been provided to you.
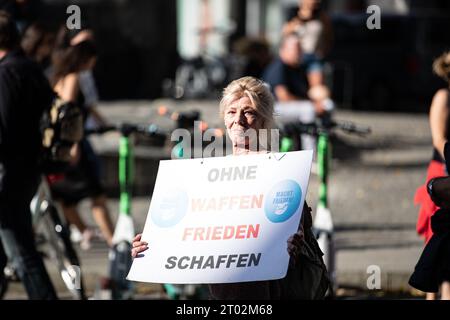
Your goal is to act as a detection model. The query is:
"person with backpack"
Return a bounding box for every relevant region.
[48,26,114,250]
[0,11,57,299]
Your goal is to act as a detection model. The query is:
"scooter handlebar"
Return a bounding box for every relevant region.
[281,120,371,137]
[85,123,167,138]
[334,121,371,136]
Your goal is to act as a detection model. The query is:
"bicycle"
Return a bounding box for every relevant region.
[1,175,87,300]
[163,24,234,100]
[279,118,371,297]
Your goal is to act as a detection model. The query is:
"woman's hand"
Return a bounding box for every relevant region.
[308,85,330,102]
[287,225,305,268]
[131,233,148,258]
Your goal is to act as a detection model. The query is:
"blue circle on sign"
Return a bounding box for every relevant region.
[264,180,302,223]
[151,189,188,227]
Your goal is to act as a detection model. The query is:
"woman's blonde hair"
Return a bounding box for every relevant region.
[219,76,275,130]
[433,51,450,83]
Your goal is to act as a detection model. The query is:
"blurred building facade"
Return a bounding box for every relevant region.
[10,0,448,110]
[38,0,178,100]
[177,0,450,111]
[176,0,419,59]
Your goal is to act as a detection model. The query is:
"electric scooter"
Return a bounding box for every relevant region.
[280,118,370,296]
[86,123,166,299]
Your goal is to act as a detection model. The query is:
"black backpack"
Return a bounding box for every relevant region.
[40,96,84,172]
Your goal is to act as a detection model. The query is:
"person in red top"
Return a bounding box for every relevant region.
[413,51,450,299]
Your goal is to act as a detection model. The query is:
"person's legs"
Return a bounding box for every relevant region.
[441,281,450,300]
[275,101,317,152]
[80,140,114,247]
[0,178,57,300]
[0,240,6,273]
[0,228,57,299]
[91,194,114,247]
[62,203,87,234]
[304,53,324,88]
[61,202,96,250]
[0,241,8,298]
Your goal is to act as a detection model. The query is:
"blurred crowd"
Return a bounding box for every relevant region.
[0,2,114,299]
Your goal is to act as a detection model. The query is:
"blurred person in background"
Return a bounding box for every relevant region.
[282,0,333,87]
[263,33,333,117]
[64,28,105,131]
[0,10,57,299]
[48,26,114,250]
[263,33,333,152]
[20,22,54,72]
[0,0,43,33]
[232,37,273,80]
[413,52,450,300]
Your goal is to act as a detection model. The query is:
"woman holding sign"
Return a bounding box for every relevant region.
[132,76,329,299]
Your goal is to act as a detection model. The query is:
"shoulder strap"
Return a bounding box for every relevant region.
[444,142,450,171]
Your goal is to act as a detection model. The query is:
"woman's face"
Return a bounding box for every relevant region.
[224,96,263,148]
[300,0,320,10]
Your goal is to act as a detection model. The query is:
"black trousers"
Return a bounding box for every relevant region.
[0,162,57,299]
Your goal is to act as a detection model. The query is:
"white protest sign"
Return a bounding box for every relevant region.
[127,150,313,284]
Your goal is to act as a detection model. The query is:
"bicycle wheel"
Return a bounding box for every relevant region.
[37,204,86,300]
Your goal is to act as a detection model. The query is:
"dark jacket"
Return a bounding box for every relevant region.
[262,58,310,101]
[208,203,330,300]
[0,48,54,177]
